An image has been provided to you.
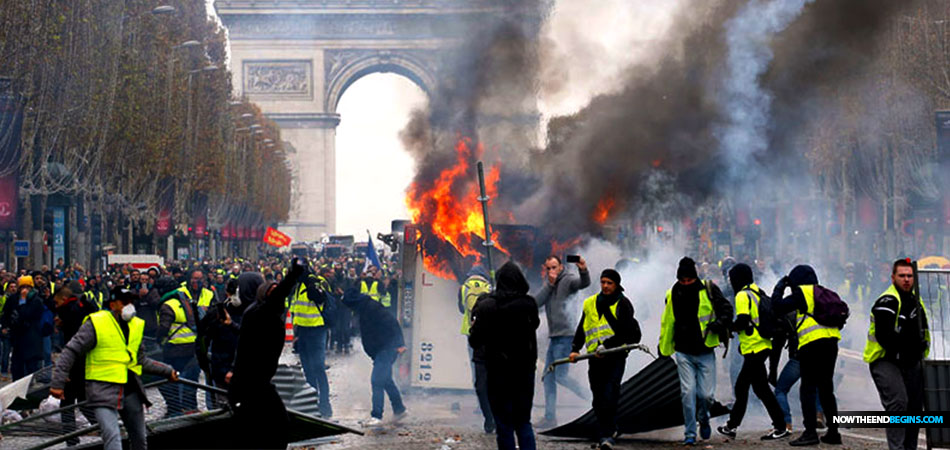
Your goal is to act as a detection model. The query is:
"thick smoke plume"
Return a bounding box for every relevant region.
[403,0,924,248]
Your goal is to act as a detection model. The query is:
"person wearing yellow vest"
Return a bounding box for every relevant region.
[50,287,177,450]
[716,264,789,441]
[864,259,930,450]
[568,269,640,450]
[458,265,495,434]
[180,269,217,320]
[156,284,200,418]
[360,272,382,304]
[658,257,732,446]
[291,272,333,418]
[772,265,841,446]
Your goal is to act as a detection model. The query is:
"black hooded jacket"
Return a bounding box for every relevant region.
[342,288,404,358]
[468,262,540,368]
[228,268,301,405]
[772,264,820,317]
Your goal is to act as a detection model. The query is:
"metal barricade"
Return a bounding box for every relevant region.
[918,268,950,450]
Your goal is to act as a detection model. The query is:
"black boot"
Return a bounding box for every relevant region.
[789,430,820,446]
[820,429,842,445]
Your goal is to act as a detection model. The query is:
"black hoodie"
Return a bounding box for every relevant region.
[468,262,540,368]
[342,287,404,358]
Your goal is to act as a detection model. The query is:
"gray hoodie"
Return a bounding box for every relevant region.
[51,313,174,409]
[535,268,590,337]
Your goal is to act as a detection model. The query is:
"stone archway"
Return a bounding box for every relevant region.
[215,1,541,241]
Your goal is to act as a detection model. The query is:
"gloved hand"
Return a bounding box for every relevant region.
[773,276,789,295]
[706,321,726,336]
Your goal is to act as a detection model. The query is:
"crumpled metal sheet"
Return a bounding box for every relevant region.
[540,357,730,438]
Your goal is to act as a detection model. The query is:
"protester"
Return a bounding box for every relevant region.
[469,261,539,450]
[459,265,495,433]
[658,257,733,445]
[228,260,305,450]
[773,265,842,446]
[717,263,789,440]
[569,268,641,450]
[50,287,177,450]
[291,269,333,418]
[156,278,200,417]
[536,255,591,428]
[1,275,46,379]
[864,259,930,450]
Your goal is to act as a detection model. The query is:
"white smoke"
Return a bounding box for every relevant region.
[717,0,816,179]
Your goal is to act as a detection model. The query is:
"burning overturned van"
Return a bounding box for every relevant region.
[394,222,549,390]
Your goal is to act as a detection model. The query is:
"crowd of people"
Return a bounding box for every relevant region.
[0,247,934,450]
[0,250,404,450]
[460,255,931,450]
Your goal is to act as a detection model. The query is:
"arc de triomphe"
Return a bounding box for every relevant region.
[215,0,541,242]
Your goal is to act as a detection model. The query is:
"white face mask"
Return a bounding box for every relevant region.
[121,303,136,322]
[228,288,241,308]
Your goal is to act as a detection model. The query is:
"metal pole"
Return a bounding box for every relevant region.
[476,161,495,281]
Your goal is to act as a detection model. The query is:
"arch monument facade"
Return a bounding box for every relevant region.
[215,0,541,241]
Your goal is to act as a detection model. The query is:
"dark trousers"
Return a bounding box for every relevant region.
[61,387,97,447]
[799,338,839,433]
[870,359,923,450]
[11,353,41,380]
[0,335,11,374]
[728,350,786,430]
[233,386,289,449]
[589,356,625,441]
[487,363,536,450]
[468,348,495,431]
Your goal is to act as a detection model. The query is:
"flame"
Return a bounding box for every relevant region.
[593,194,616,225]
[406,137,508,279]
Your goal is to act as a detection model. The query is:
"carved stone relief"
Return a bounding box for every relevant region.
[243,60,313,100]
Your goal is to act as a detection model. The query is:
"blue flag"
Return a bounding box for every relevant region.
[365,230,382,271]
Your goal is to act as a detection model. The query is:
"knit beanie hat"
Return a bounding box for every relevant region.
[17,275,33,288]
[676,257,699,280]
[600,269,624,292]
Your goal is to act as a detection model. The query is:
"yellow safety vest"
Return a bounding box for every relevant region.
[460,275,491,336]
[178,287,215,308]
[85,311,145,383]
[795,285,841,350]
[659,281,719,357]
[735,284,771,355]
[581,294,620,353]
[162,298,197,345]
[85,290,104,310]
[291,279,325,327]
[863,284,930,363]
[361,280,381,302]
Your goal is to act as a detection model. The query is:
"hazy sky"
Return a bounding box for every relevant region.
[335,74,427,237]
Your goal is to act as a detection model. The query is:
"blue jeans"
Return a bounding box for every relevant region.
[296,326,332,417]
[674,351,716,440]
[371,347,405,419]
[544,336,589,421]
[95,391,147,450]
[774,357,821,426]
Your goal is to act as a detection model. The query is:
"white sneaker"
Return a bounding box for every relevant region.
[393,410,409,422]
[363,417,383,427]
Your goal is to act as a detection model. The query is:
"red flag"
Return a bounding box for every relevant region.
[263,227,292,247]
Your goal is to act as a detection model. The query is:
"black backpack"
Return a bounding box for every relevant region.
[743,288,778,340]
[809,285,849,329]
